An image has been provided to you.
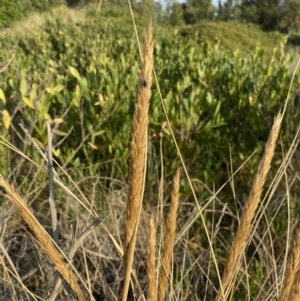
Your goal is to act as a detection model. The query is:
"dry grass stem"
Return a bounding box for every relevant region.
[147,215,156,301]
[121,22,154,301]
[0,175,85,301]
[157,168,181,301]
[278,229,300,301]
[216,113,282,301]
[289,268,300,301]
[46,120,59,245]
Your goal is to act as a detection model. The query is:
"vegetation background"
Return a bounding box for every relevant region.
[0,0,300,300]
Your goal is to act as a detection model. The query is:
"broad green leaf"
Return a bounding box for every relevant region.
[75,84,81,100]
[79,78,88,94]
[93,130,105,137]
[22,96,35,109]
[20,77,27,96]
[214,101,221,116]
[206,92,213,105]
[53,129,68,136]
[38,94,50,117]
[120,53,126,69]
[0,88,6,104]
[30,86,37,101]
[72,95,80,107]
[2,109,10,129]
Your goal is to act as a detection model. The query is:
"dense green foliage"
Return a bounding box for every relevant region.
[0,12,299,201]
[1,6,300,300]
[0,0,23,28]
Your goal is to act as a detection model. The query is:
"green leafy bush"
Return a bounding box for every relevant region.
[0,0,23,28]
[0,14,298,201]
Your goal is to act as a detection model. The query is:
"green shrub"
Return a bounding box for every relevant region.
[0,0,23,28]
[0,16,298,201]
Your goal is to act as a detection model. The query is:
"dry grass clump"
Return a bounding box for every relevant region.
[1,15,300,301]
[147,215,156,301]
[0,175,85,301]
[121,23,154,301]
[0,187,151,301]
[216,113,282,301]
[157,168,181,301]
[278,229,300,301]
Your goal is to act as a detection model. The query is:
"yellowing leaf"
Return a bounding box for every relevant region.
[53,118,64,124]
[0,88,6,104]
[33,138,45,149]
[88,142,98,150]
[249,95,254,106]
[52,148,60,157]
[22,96,35,109]
[72,97,79,108]
[46,85,65,95]
[68,66,81,80]
[2,109,10,129]
[52,85,65,93]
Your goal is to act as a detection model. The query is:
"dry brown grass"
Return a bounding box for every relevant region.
[120,22,154,301]
[157,168,181,301]
[216,113,282,301]
[1,8,299,301]
[0,175,85,301]
[147,215,156,301]
[278,229,300,301]
[289,268,300,301]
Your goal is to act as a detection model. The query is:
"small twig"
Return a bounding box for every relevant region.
[48,217,102,301]
[19,123,59,178]
[47,121,59,245]
[53,126,73,149]
[19,123,48,162]
[0,51,15,73]
[97,0,103,11]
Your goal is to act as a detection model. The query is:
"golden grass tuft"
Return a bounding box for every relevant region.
[157,168,181,301]
[147,215,156,301]
[120,22,154,301]
[0,175,85,301]
[289,269,300,301]
[216,113,282,301]
[278,229,300,301]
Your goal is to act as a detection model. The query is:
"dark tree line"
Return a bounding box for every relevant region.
[168,0,300,33]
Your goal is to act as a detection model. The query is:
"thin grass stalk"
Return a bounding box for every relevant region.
[278,229,300,301]
[46,121,59,245]
[147,215,156,301]
[157,168,181,301]
[0,175,85,301]
[216,113,282,301]
[120,23,153,301]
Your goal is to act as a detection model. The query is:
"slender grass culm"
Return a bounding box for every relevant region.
[216,113,282,301]
[157,168,181,301]
[0,175,85,301]
[278,229,300,301]
[289,268,300,301]
[147,215,156,301]
[120,23,154,301]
